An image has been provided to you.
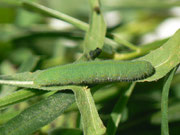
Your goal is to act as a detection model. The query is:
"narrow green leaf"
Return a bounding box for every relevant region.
[138,29,180,82]
[0,92,75,135]
[106,82,136,135]
[161,67,178,135]
[0,89,46,109]
[22,1,88,31]
[65,85,119,113]
[83,0,106,58]
[72,86,106,135]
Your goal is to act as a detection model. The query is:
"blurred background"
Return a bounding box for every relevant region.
[0,0,180,135]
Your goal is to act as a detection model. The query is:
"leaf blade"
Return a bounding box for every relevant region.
[83,0,106,58]
[0,89,48,110]
[73,86,106,135]
[0,92,75,135]
[161,67,178,135]
[138,29,180,82]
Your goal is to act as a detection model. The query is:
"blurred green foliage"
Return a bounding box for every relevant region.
[0,0,180,135]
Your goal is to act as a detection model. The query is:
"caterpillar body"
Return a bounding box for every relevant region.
[34,60,155,86]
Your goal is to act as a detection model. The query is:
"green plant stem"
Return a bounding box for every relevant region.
[22,1,88,31]
[161,67,178,135]
[22,1,130,49]
[114,38,169,60]
[106,82,136,135]
[112,34,140,51]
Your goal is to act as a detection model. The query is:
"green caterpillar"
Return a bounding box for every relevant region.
[34,60,155,86]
